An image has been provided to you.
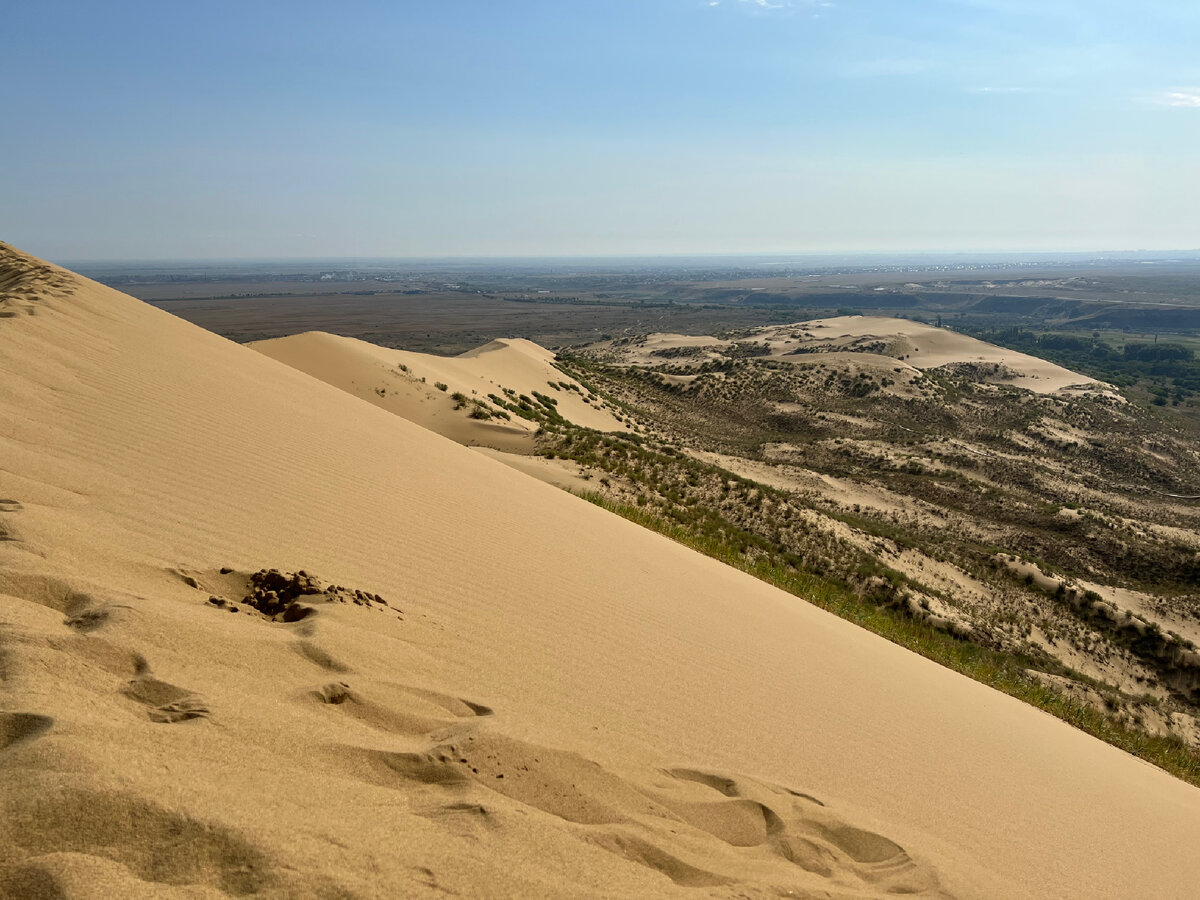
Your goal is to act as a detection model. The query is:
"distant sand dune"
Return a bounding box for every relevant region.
[597,316,1111,396]
[0,242,1198,897]
[252,331,630,452]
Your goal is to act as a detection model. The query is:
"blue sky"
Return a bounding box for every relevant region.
[2,0,1198,259]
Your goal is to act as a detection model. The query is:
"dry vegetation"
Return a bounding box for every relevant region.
[528,322,1200,780]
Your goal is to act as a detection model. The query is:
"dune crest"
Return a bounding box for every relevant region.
[1,242,1198,897]
[589,315,1113,396]
[252,330,631,453]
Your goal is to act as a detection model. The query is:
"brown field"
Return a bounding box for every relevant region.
[145,290,788,355]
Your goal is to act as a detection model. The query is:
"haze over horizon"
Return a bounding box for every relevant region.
[4,0,1199,261]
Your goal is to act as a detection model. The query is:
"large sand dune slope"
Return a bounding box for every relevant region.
[0,243,1196,898]
[251,331,629,452]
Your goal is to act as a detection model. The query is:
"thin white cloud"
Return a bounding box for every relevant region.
[1163,90,1200,108]
[727,0,833,14]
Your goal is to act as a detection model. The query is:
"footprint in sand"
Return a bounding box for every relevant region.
[0,712,53,756]
[0,571,136,636]
[313,680,491,738]
[0,572,102,618]
[0,499,21,543]
[331,691,945,897]
[293,645,943,898]
[63,603,133,633]
[295,639,351,673]
[649,767,942,894]
[121,675,210,724]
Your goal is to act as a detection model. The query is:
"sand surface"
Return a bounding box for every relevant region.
[251,331,629,452]
[469,447,598,493]
[1,244,1198,898]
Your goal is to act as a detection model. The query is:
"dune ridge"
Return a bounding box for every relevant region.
[251,331,631,452]
[0,243,1198,897]
[590,316,1113,396]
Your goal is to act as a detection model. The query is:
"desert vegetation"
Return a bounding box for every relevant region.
[532,323,1200,781]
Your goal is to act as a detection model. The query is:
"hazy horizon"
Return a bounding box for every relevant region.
[4,1,1199,260]
[61,248,1200,269]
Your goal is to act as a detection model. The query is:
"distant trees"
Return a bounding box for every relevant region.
[969,328,1200,401]
[1123,342,1194,363]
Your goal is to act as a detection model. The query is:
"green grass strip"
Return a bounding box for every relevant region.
[579,491,1200,788]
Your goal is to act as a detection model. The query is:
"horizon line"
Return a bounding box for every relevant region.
[57,247,1200,267]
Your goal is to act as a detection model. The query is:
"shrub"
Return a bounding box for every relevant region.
[434,382,448,392]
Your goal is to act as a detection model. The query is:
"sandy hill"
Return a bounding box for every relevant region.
[251,332,631,453]
[0,243,1197,898]
[600,315,1110,396]
[795,316,1105,394]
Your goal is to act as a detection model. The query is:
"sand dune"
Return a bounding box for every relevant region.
[1,243,1198,898]
[251,331,629,452]
[799,316,1104,393]
[600,316,1110,395]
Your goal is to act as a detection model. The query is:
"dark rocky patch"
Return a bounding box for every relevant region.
[207,567,399,622]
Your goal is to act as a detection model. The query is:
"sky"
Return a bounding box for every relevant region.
[2,0,1199,260]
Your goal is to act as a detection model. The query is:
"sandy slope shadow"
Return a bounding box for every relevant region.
[0,572,135,634]
[0,500,21,544]
[1,789,269,894]
[294,639,353,674]
[0,787,347,899]
[0,713,53,757]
